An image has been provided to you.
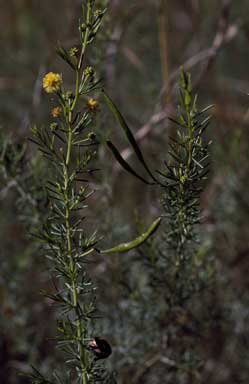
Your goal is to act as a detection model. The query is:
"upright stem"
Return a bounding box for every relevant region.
[62,4,96,381]
[36,1,106,382]
[78,0,91,70]
[64,58,89,384]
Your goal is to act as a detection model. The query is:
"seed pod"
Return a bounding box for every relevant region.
[99,217,161,254]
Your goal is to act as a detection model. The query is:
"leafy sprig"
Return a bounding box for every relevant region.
[29,1,110,383]
[161,70,211,260]
[28,1,160,383]
[104,69,212,378]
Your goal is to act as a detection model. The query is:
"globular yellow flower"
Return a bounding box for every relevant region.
[87,98,98,112]
[51,106,62,118]
[43,72,62,93]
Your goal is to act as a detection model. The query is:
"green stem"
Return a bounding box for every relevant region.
[65,135,88,384]
[64,78,88,384]
[71,70,80,113]
[65,129,72,166]
[78,0,91,70]
[187,108,193,169]
[62,4,95,381]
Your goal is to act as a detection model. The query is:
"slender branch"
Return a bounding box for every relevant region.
[78,1,91,70]
[64,50,88,384]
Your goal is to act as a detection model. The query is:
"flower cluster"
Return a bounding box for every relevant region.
[51,106,62,118]
[87,98,98,112]
[43,72,62,93]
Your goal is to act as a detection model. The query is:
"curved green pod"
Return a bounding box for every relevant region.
[99,217,161,254]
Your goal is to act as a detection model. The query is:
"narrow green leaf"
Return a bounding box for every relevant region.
[197,104,214,115]
[103,90,158,183]
[107,140,154,185]
[99,217,161,254]
[200,115,212,127]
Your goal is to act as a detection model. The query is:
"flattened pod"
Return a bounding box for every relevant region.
[99,217,161,254]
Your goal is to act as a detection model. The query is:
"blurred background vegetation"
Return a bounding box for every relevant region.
[1,0,249,383]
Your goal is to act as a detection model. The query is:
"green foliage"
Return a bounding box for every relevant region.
[28,1,112,383]
[103,69,214,382]
[161,70,211,259]
[25,1,159,383]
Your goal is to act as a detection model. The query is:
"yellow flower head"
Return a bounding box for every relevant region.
[87,98,98,112]
[51,106,62,118]
[43,72,62,93]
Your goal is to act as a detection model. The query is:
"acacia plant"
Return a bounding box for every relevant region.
[105,69,211,291]
[29,1,110,381]
[103,70,212,381]
[143,71,213,381]
[157,70,212,303]
[27,1,160,383]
